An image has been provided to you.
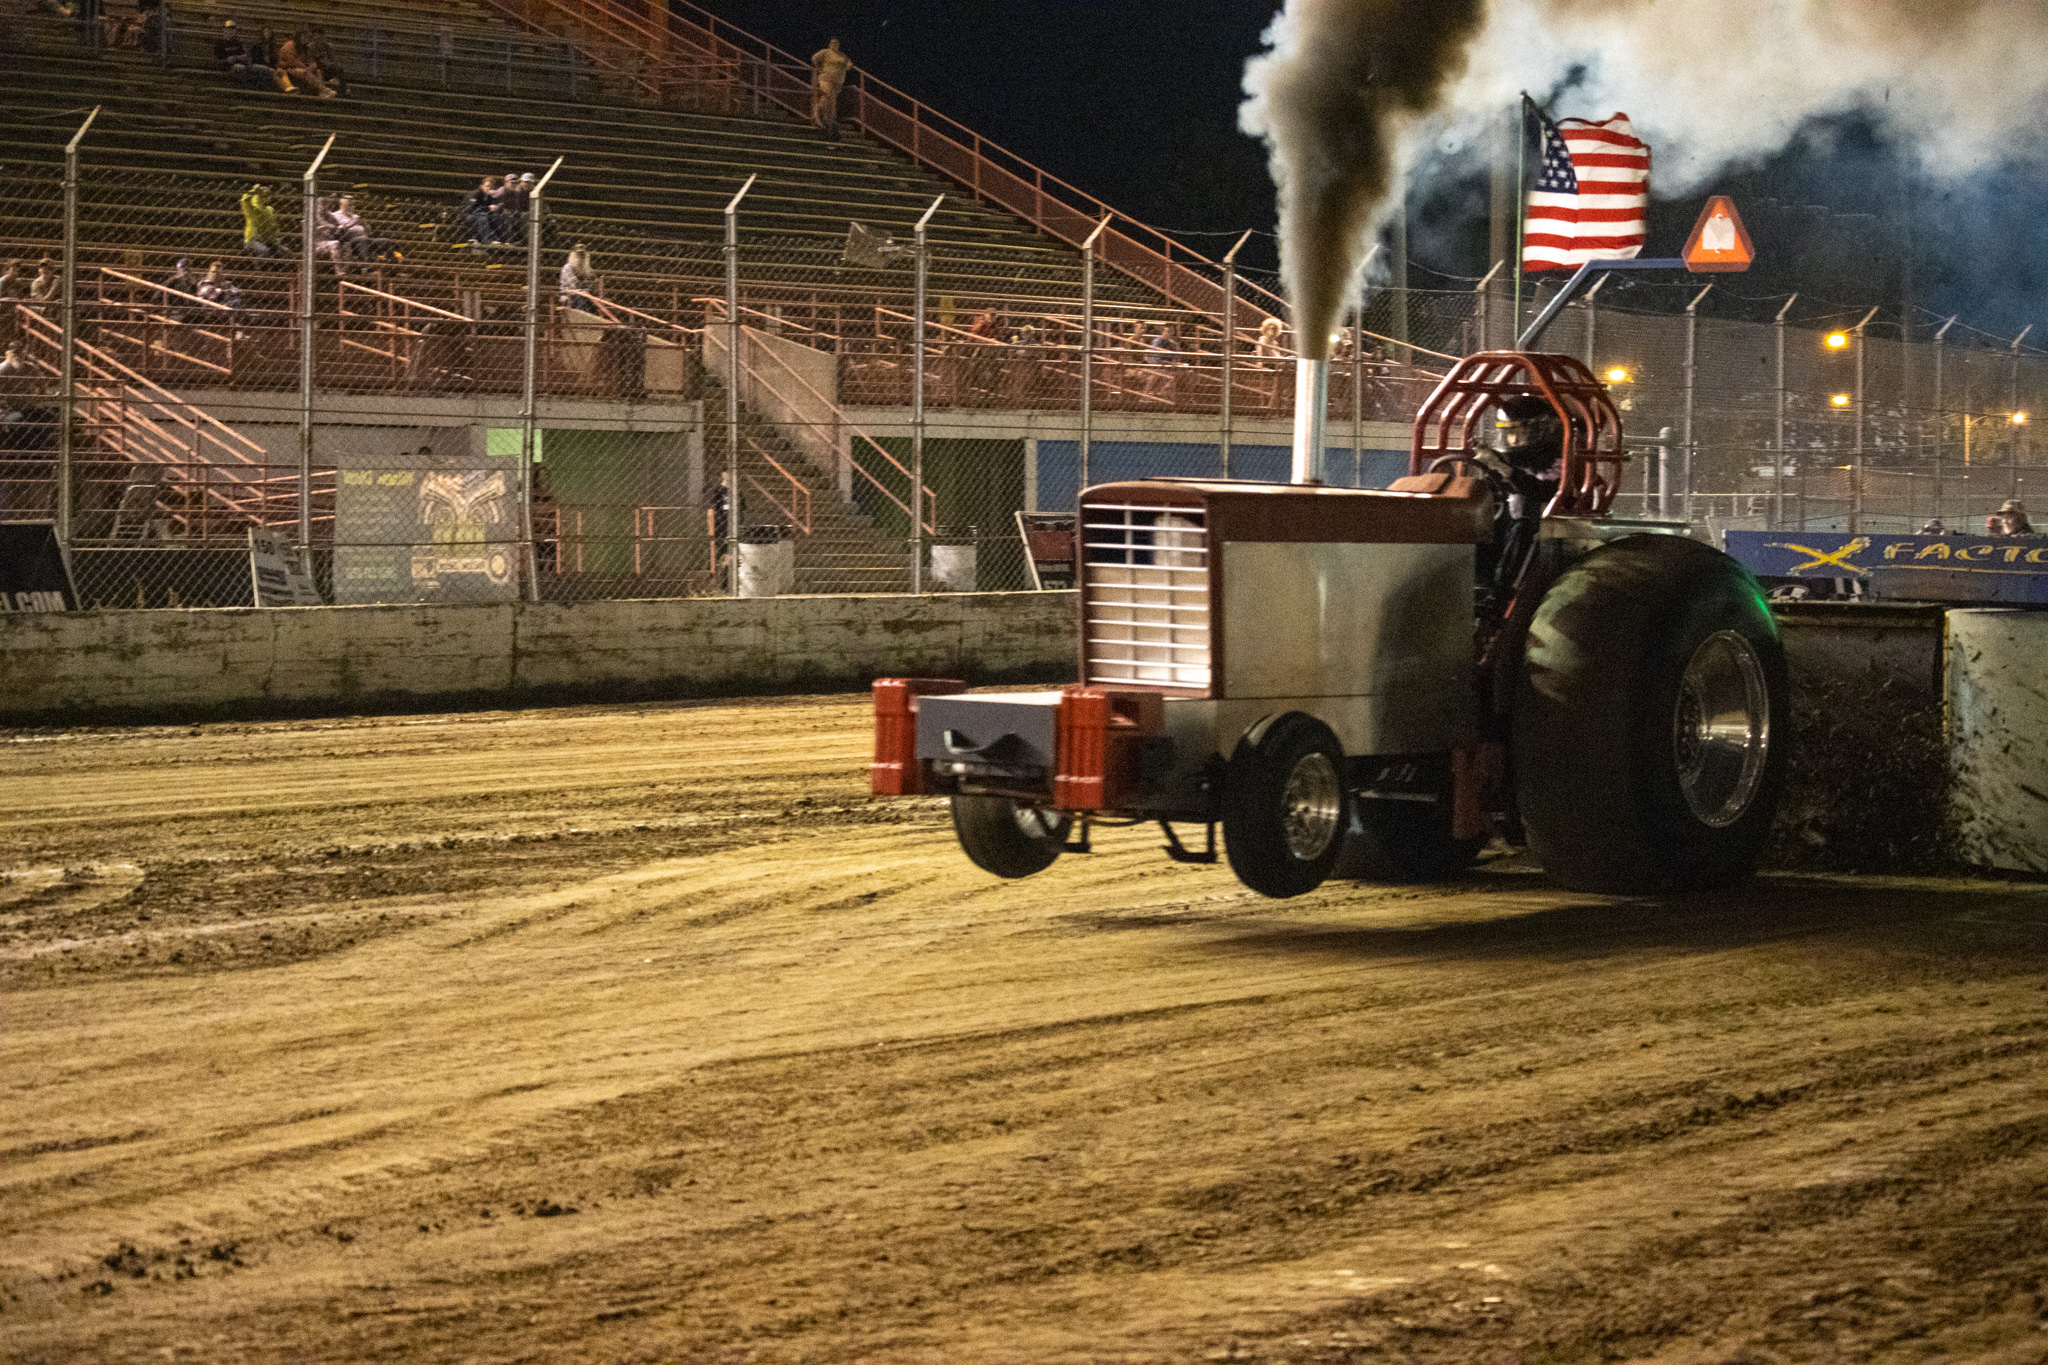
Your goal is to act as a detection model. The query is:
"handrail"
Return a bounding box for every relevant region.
[95,266,235,315]
[738,431,812,535]
[470,0,1280,327]
[20,309,268,467]
[340,279,472,323]
[729,325,937,533]
[657,0,1289,326]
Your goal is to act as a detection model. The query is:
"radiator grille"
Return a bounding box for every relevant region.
[1081,501,1210,691]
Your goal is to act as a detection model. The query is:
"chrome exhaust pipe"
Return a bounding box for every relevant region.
[1291,357,1328,484]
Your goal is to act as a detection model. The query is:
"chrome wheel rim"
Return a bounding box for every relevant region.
[1011,804,1066,842]
[1673,630,1771,828]
[1281,751,1343,860]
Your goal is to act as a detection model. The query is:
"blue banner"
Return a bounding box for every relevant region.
[1725,529,2048,605]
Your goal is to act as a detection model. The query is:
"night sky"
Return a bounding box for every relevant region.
[696,0,2047,342]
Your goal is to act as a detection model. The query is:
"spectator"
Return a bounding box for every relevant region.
[215,19,287,92]
[310,197,348,274]
[306,26,346,97]
[1255,316,1286,358]
[0,344,34,422]
[497,173,528,243]
[707,470,732,590]
[1918,517,1948,536]
[240,184,281,256]
[1142,323,1179,399]
[162,256,201,320]
[0,260,21,301]
[330,195,372,261]
[196,261,242,311]
[559,244,598,313]
[277,30,337,98]
[461,176,503,247]
[1996,498,2036,536]
[28,259,59,307]
[811,37,851,138]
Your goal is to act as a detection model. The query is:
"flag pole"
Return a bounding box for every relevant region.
[1514,92,1534,341]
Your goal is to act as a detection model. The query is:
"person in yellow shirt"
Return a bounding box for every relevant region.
[811,38,852,138]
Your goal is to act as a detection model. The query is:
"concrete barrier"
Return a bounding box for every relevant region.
[1948,609,2048,873]
[0,591,1077,724]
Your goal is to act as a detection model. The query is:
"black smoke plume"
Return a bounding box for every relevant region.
[1241,0,1485,360]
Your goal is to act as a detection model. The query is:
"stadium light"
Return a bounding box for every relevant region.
[1824,331,1849,349]
[2013,411,2029,425]
[1830,393,1851,407]
[1605,365,1631,384]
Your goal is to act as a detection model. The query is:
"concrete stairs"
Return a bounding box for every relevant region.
[697,371,913,595]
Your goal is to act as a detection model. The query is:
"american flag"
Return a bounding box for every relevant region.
[1523,110,1650,271]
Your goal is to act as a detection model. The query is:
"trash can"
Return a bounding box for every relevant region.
[929,525,977,592]
[737,523,796,597]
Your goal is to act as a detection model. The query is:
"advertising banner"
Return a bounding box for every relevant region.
[333,434,520,604]
[0,522,77,612]
[1725,529,2048,605]
[248,529,323,607]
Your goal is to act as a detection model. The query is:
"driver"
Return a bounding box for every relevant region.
[1488,395,1567,594]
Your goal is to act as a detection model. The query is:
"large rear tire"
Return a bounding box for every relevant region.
[1513,534,1789,893]
[1222,714,1348,899]
[951,796,1072,878]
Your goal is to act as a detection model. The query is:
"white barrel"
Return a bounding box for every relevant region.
[738,537,796,597]
[930,543,977,592]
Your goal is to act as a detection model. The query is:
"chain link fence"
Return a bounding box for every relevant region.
[4,111,2045,611]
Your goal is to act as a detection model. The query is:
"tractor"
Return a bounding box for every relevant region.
[869,344,1787,897]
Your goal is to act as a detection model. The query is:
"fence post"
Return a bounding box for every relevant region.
[520,156,564,605]
[1079,214,1112,498]
[299,134,335,562]
[1352,295,1363,487]
[1933,316,1956,525]
[1850,305,1877,533]
[2012,326,2033,501]
[1773,293,1795,530]
[910,194,944,594]
[56,107,97,556]
[1474,261,1502,352]
[1219,229,1252,478]
[1391,196,1410,365]
[1681,283,1711,526]
[723,173,755,597]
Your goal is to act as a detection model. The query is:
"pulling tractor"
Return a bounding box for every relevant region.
[870,346,1788,897]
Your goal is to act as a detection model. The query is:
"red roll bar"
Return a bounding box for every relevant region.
[1409,350,1627,518]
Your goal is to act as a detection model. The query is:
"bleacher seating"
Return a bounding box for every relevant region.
[0,8,1166,329]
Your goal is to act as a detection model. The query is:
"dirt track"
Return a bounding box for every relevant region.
[4,692,2047,1364]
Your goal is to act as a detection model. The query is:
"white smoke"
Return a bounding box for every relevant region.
[1446,0,2048,190]
[1243,0,2048,345]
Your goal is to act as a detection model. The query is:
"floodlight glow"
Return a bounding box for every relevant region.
[1830,393,1851,407]
[1605,366,1631,383]
[1825,332,1849,349]
[2013,411,2029,425]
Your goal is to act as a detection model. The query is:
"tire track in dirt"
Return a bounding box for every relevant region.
[4,695,2047,1363]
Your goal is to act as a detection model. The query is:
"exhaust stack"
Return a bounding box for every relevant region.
[1291,358,1328,484]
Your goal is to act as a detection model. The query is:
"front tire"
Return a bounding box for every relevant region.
[1513,534,1789,893]
[1222,714,1348,898]
[951,796,1072,878]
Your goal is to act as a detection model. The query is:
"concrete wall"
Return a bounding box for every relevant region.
[0,591,1077,723]
[704,325,844,486]
[1948,609,2048,873]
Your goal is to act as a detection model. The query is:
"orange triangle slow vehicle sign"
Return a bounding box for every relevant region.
[1684,195,1755,272]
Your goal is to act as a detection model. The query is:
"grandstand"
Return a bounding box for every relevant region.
[0,0,1427,606]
